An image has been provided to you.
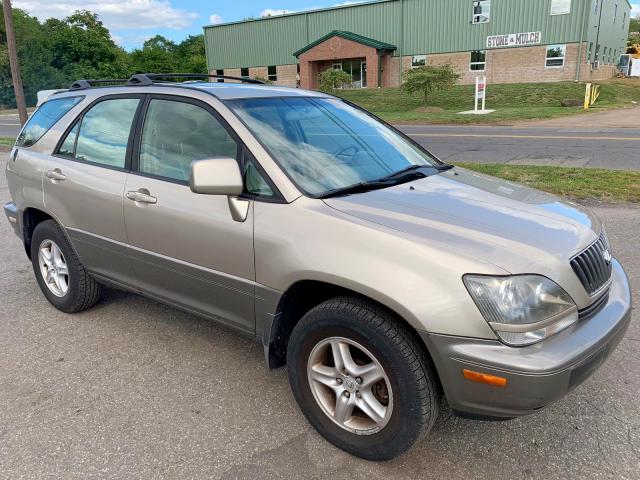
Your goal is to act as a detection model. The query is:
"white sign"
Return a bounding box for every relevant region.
[631,58,640,78]
[487,32,542,49]
[475,76,487,111]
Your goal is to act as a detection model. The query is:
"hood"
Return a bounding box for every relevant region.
[323,167,601,274]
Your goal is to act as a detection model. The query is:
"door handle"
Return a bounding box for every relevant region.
[126,190,157,204]
[46,169,66,181]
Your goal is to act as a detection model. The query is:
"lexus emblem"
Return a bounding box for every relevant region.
[602,249,612,264]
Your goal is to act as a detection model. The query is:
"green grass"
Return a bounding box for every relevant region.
[0,137,15,146]
[456,163,640,203]
[336,79,640,124]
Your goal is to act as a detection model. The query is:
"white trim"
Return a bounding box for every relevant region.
[545,44,566,68]
[550,0,572,15]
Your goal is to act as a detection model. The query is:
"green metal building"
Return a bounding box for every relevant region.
[203,0,631,89]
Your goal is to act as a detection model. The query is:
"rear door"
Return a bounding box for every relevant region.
[123,95,256,332]
[43,95,143,287]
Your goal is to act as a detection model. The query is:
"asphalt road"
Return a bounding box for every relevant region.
[3,114,639,170]
[0,114,21,138]
[0,154,639,479]
[398,125,640,170]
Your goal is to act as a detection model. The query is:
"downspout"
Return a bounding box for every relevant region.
[575,0,589,80]
[398,0,404,85]
[378,49,383,87]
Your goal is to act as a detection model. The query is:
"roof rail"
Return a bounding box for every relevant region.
[68,73,267,92]
[69,79,129,90]
[126,73,266,85]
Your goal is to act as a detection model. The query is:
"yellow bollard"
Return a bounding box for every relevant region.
[584,83,592,110]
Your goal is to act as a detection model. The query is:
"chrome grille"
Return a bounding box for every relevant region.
[570,229,612,296]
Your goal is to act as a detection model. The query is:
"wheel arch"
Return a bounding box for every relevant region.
[264,279,442,393]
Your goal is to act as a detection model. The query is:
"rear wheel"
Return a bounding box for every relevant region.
[31,220,102,313]
[287,296,439,461]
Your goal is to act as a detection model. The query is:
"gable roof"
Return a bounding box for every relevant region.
[293,30,397,57]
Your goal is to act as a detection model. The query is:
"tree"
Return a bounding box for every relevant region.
[401,64,460,105]
[174,34,207,73]
[129,35,177,73]
[318,68,352,93]
[629,15,640,46]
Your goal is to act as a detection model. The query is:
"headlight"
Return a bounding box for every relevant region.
[463,275,578,346]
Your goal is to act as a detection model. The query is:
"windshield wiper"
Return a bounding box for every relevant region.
[319,164,454,199]
[319,180,395,199]
[382,164,453,181]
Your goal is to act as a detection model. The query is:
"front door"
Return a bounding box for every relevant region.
[43,95,142,287]
[123,95,255,332]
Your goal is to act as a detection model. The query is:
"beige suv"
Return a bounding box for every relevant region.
[4,74,631,461]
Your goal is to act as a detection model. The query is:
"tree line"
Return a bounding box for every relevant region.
[0,6,207,108]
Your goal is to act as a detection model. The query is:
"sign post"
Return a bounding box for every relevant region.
[475,76,487,112]
[460,76,494,115]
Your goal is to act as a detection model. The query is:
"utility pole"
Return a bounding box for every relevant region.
[2,0,28,125]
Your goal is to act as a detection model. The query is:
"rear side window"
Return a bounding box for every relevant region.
[57,98,140,169]
[16,96,83,147]
[139,99,238,182]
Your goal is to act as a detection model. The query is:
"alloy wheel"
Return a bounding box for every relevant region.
[307,336,393,435]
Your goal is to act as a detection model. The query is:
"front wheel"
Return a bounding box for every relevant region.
[287,297,439,461]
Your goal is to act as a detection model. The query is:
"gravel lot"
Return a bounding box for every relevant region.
[1,155,638,480]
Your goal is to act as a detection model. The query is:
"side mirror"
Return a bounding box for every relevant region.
[189,158,243,196]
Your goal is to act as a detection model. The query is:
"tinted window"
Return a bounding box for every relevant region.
[16,96,83,147]
[229,98,439,197]
[75,98,139,168]
[57,123,79,157]
[139,99,238,182]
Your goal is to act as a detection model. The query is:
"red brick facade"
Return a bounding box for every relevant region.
[213,42,617,90]
[298,35,387,89]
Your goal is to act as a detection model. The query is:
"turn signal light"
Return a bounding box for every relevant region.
[463,369,507,387]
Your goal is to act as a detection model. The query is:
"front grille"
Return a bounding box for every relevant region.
[570,229,612,296]
[578,291,609,320]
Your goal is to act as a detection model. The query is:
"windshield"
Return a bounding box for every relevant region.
[228,97,441,197]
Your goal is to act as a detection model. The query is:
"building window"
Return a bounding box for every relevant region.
[216,69,224,82]
[613,4,618,23]
[268,65,277,82]
[411,55,426,68]
[622,12,626,28]
[332,62,343,70]
[472,0,490,24]
[550,0,571,15]
[545,44,566,67]
[469,50,486,71]
[241,67,249,77]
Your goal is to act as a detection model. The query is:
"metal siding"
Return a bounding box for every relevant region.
[585,0,631,61]
[204,0,597,70]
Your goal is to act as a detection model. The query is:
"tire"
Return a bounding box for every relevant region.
[30,220,102,313]
[287,296,439,461]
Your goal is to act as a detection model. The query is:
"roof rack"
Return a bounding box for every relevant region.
[127,73,266,85]
[69,79,130,90]
[68,73,266,91]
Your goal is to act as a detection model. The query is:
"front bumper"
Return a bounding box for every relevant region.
[421,259,632,418]
[3,201,21,237]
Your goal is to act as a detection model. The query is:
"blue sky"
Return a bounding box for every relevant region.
[12,0,640,50]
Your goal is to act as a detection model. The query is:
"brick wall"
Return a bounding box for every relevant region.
[298,35,380,89]
[213,42,617,89]
[387,42,616,87]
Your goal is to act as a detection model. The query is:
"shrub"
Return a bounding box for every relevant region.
[318,69,353,93]
[402,64,461,105]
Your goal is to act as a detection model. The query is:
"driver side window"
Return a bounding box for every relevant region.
[139,99,239,182]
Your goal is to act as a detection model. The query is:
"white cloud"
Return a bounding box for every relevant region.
[260,8,294,17]
[260,1,366,18]
[14,0,199,30]
[209,13,223,24]
[632,3,640,17]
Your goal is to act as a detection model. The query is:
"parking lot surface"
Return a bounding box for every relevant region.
[1,156,638,479]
